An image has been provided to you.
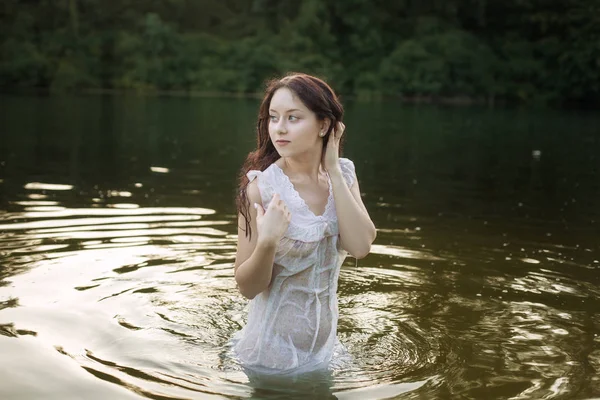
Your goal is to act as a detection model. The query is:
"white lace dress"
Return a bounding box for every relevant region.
[232,158,357,374]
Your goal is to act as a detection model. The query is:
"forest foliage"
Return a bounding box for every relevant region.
[1,0,599,105]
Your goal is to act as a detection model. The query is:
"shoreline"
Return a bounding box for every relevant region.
[1,86,500,106]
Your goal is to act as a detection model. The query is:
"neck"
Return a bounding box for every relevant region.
[280,146,325,181]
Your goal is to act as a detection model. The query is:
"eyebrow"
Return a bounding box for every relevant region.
[269,108,303,113]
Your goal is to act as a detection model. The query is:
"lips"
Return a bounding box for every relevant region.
[275,140,290,146]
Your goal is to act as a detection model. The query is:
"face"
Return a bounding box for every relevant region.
[268,87,324,158]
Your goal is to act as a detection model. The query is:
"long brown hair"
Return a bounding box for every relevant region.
[236,72,345,239]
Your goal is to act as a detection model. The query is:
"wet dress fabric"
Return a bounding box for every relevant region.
[232,158,356,374]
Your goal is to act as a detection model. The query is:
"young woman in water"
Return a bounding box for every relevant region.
[232,73,377,374]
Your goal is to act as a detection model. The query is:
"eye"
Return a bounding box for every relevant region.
[288,115,299,121]
[269,115,278,122]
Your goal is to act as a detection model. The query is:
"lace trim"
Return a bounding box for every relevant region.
[246,170,274,209]
[246,160,356,243]
[247,170,261,183]
[282,219,339,243]
[271,164,334,220]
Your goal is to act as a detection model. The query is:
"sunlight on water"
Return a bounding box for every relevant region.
[109,204,140,209]
[1,189,598,399]
[0,194,448,399]
[1,197,250,398]
[150,167,170,174]
[12,201,60,206]
[24,182,74,191]
[370,244,442,260]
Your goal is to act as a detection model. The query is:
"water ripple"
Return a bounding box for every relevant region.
[1,197,598,399]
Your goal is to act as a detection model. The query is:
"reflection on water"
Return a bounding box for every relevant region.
[0,95,599,399]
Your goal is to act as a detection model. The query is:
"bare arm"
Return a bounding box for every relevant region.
[330,167,376,259]
[234,180,290,299]
[234,235,277,300]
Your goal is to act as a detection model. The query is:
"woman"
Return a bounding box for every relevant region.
[232,73,377,374]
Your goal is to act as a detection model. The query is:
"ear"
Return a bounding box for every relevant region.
[320,118,331,135]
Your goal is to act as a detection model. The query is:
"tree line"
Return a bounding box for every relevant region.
[1,0,599,106]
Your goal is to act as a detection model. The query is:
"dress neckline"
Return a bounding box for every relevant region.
[271,163,333,219]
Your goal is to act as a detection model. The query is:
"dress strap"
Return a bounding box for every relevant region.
[339,158,356,187]
[247,170,261,183]
[245,169,276,208]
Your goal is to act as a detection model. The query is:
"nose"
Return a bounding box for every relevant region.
[276,119,287,134]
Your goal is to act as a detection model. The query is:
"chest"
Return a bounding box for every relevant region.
[288,178,330,217]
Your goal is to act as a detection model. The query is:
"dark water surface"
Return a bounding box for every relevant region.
[0,95,599,399]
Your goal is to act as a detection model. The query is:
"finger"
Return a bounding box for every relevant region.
[337,122,345,137]
[270,193,280,208]
[279,197,287,209]
[254,202,264,219]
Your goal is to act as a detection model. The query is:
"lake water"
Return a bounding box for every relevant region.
[0,94,599,399]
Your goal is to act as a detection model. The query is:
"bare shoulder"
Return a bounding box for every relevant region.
[246,177,262,206]
[235,178,262,269]
[237,178,262,229]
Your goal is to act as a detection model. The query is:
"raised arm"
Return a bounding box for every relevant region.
[324,122,376,259]
[330,166,376,258]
